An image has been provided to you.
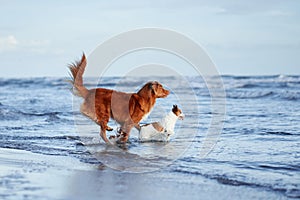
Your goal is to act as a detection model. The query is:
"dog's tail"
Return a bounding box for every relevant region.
[68,53,89,98]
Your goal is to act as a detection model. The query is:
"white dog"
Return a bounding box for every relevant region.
[138,105,184,142]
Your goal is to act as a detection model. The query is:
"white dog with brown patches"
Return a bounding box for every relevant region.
[139,105,184,142]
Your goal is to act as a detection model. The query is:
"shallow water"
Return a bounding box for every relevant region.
[0,75,299,199]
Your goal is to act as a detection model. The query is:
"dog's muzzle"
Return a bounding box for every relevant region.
[178,113,185,120]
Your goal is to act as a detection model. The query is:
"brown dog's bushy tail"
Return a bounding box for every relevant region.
[68,53,89,98]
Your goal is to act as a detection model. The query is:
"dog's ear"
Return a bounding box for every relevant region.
[172,104,178,112]
[148,82,153,89]
[149,81,158,95]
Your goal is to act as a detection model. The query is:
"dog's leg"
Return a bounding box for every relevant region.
[95,118,113,132]
[80,102,114,131]
[100,127,112,144]
[152,122,164,132]
[116,132,129,144]
[99,121,112,144]
[80,102,97,122]
[94,104,113,132]
[117,123,133,143]
[134,123,141,131]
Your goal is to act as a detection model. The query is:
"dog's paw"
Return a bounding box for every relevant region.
[116,134,129,144]
[109,135,116,139]
[106,126,113,131]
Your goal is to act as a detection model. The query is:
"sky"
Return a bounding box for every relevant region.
[0,0,299,77]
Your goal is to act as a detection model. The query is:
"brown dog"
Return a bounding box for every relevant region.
[68,53,170,144]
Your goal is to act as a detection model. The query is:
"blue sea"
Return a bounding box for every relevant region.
[0,75,299,199]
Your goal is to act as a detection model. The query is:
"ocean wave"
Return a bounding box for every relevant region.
[0,77,191,89]
[227,91,274,99]
[0,134,101,166]
[260,131,295,136]
[0,134,79,141]
[257,163,300,172]
[0,134,85,155]
[83,82,116,88]
[172,167,300,198]
[226,90,300,101]
[223,75,300,91]
[0,104,72,123]
[1,75,299,88]
[235,83,259,89]
[0,77,71,89]
[278,91,300,101]
[232,82,291,89]
[223,74,300,80]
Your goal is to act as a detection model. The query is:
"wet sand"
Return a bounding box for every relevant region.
[0,148,286,200]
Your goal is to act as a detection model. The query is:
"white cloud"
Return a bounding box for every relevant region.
[0,35,52,53]
[0,35,18,51]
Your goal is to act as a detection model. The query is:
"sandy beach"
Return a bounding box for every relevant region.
[0,147,287,200]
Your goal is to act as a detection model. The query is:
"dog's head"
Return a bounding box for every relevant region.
[149,81,170,98]
[172,105,184,120]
